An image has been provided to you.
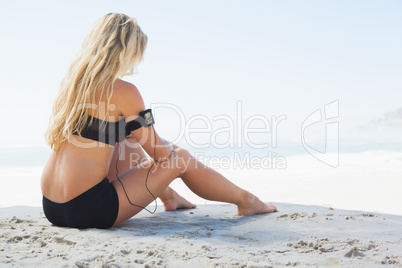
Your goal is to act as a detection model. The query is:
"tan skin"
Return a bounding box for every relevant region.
[41,79,277,227]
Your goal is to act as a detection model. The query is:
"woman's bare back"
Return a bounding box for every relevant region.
[41,80,141,203]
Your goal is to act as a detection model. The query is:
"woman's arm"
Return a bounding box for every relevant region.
[113,80,173,161]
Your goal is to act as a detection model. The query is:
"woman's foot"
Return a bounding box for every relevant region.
[237,192,277,216]
[160,187,196,211]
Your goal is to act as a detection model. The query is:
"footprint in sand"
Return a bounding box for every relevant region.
[344,247,364,258]
[381,256,400,265]
[52,236,76,246]
[277,212,317,220]
[288,238,334,253]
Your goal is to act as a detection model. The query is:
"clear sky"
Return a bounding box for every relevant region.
[0,0,401,147]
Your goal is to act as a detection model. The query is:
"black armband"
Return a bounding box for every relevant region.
[125,109,155,136]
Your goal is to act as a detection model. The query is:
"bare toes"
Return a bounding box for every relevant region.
[266,202,278,212]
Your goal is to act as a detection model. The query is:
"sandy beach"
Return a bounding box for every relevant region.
[1,203,401,267]
[1,151,402,267]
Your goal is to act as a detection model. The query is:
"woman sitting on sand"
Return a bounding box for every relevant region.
[41,13,277,229]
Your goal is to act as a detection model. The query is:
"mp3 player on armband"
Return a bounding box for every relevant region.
[139,109,155,127]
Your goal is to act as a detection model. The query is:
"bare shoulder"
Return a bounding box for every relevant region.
[113,79,145,115]
[113,79,142,101]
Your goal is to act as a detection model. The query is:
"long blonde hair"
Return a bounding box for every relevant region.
[45,13,147,150]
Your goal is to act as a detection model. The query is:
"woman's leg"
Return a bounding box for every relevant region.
[112,147,277,226]
[175,148,277,216]
[107,137,195,211]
